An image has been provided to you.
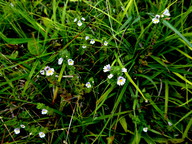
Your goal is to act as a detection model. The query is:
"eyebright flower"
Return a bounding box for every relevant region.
[155,14,160,19]
[143,127,148,132]
[108,74,114,79]
[81,17,85,21]
[14,128,20,134]
[40,70,45,75]
[82,45,87,48]
[152,17,160,24]
[85,36,89,40]
[168,121,172,126]
[117,76,126,86]
[20,124,25,128]
[85,82,91,88]
[122,68,127,72]
[41,109,48,115]
[74,18,77,22]
[90,39,95,44]
[103,64,111,72]
[58,58,63,65]
[77,20,82,26]
[44,66,50,71]
[103,41,108,46]
[68,59,74,65]
[162,8,170,16]
[46,68,54,76]
[39,132,45,138]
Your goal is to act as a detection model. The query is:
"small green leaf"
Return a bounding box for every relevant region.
[119,117,127,132]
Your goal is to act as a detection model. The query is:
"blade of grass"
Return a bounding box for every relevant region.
[163,20,192,49]
[164,81,169,119]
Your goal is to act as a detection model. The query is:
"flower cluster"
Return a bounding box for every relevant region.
[103,64,127,86]
[40,66,55,76]
[74,17,85,27]
[152,8,171,24]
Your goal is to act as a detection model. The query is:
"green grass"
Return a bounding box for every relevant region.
[0,0,192,143]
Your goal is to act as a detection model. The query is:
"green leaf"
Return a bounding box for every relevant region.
[27,39,44,55]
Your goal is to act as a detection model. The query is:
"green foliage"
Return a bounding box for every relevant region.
[0,0,192,143]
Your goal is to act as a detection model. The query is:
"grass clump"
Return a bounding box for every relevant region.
[0,0,192,143]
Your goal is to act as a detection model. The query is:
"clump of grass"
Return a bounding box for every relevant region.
[0,0,192,143]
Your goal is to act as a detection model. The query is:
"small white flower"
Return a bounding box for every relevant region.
[41,109,48,115]
[20,124,25,128]
[145,100,148,103]
[68,59,74,65]
[46,68,54,76]
[103,64,111,72]
[108,74,114,79]
[81,17,85,21]
[163,8,170,16]
[152,18,160,24]
[103,41,108,46]
[39,132,45,138]
[77,20,82,26]
[90,39,95,44]
[14,128,20,134]
[168,121,172,126]
[44,66,50,71]
[40,70,45,75]
[58,58,63,65]
[82,45,87,48]
[10,3,14,7]
[74,18,77,22]
[122,68,127,72]
[85,82,91,88]
[85,36,89,40]
[155,14,160,19]
[117,76,126,86]
[143,127,148,132]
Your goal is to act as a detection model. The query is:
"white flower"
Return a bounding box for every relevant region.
[108,74,114,79]
[77,20,82,26]
[155,14,160,19]
[14,128,20,134]
[103,41,108,46]
[39,132,45,138]
[90,39,95,44]
[163,8,170,16]
[41,109,48,115]
[74,18,77,22]
[81,17,85,21]
[85,82,91,88]
[58,58,63,65]
[117,76,126,86]
[82,45,87,48]
[85,36,89,40]
[10,3,14,7]
[46,68,54,76]
[168,121,172,126]
[122,68,127,72]
[20,124,25,128]
[40,70,45,75]
[44,66,50,71]
[68,59,74,65]
[103,64,111,72]
[152,18,160,24]
[143,127,148,132]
